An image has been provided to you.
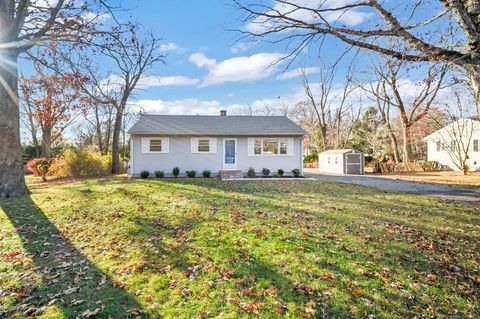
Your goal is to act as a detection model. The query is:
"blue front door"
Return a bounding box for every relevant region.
[224,139,236,169]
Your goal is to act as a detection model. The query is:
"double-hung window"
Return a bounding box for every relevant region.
[141,137,169,153]
[149,139,162,152]
[198,139,210,152]
[474,139,479,152]
[191,138,217,153]
[436,141,441,152]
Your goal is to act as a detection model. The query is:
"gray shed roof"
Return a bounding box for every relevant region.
[320,149,361,154]
[128,115,306,136]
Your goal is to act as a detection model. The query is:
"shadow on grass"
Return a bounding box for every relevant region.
[0,195,145,318]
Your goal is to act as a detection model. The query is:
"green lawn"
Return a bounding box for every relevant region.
[0,177,479,318]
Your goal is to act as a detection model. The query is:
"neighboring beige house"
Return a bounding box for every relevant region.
[423,118,480,171]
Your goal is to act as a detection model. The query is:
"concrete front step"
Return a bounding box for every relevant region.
[220,170,243,180]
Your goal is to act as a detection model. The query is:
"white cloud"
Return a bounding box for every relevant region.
[137,75,199,87]
[130,99,223,115]
[245,0,371,34]
[100,75,199,91]
[230,42,251,54]
[189,52,287,87]
[159,42,184,53]
[189,53,216,69]
[276,67,321,80]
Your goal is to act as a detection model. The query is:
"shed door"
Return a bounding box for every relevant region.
[345,153,362,174]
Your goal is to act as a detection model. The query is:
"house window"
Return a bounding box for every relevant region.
[250,138,290,156]
[262,140,278,154]
[328,157,331,164]
[334,157,338,164]
[279,140,287,155]
[254,139,262,155]
[436,141,441,152]
[474,139,479,152]
[150,139,162,152]
[198,139,210,152]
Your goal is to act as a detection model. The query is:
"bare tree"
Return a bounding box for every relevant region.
[51,24,164,173]
[0,0,115,197]
[298,65,357,150]
[362,73,402,162]
[235,0,480,113]
[362,54,448,162]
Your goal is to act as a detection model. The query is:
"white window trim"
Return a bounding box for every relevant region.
[141,137,169,154]
[191,137,217,154]
[248,137,294,156]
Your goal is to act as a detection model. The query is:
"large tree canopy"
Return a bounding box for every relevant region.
[0,0,114,197]
[235,0,480,113]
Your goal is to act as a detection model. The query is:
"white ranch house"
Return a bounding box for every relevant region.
[128,112,306,177]
[423,118,480,171]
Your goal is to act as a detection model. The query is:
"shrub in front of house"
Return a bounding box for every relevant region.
[261,168,270,177]
[50,148,111,178]
[277,169,284,177]
[140,170,150,178]
[186,170,197,178]
[172,167,180,177]
[155,170,164,178]
[26,157,53,182]
[247,167,256,177]
[202,170,211,178]
[292,168,300,177]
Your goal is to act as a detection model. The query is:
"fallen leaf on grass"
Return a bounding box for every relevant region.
[81,308,101,318]
[63,286,79,295]
[70,299,84,306]
[354,289,364,295]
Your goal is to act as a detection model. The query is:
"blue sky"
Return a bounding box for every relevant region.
[113,0,360,115]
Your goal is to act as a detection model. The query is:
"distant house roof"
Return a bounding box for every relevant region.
[320,149,361,154]
[422,118,480,141]
[128,114,306,136]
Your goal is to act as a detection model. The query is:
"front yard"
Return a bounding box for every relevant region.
[0,177,479,318]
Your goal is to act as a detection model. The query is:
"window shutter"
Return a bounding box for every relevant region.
[287,138,294,156]
[247,138,254,156]
[162,137,169,153]
[190,138,198,153]
[141,137,149,153]
[210,138,217,153]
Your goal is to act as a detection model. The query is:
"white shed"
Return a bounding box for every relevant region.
[318,149,364,175]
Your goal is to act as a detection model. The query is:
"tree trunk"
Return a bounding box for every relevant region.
[110,107,124,174]
[41,127,52,158]
[320,125,328,151]
[0,51,28,198]
[388,130,401,163]
[465,63,480,115]
[402,124,414,163]
[94,104,105,154]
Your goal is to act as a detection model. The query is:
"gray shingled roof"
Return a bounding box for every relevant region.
[128,115,306,136]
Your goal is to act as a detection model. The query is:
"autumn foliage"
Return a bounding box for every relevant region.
[26,158,53,181]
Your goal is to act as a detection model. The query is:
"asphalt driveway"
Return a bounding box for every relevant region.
[304,169,480,206]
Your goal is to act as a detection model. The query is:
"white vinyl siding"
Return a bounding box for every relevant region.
[191,137,217,153]
[141,137,169,153]
[247,137,294,156]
